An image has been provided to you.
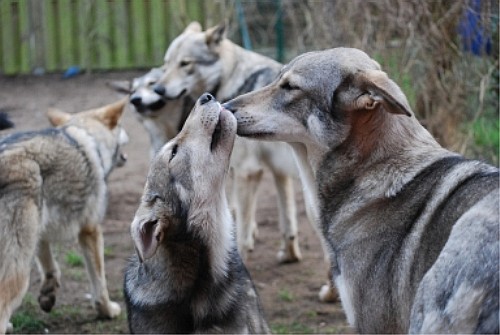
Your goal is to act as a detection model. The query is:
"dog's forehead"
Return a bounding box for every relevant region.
[284,48,380,85]
[164,31,209,62]
[132,68,163,88]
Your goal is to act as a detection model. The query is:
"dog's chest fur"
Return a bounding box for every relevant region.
[124,239,266,334]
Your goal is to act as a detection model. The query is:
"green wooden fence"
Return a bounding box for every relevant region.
[0,0,214,75]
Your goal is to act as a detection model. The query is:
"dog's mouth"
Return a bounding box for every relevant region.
[237,130,274,139]
[147,99,167,111]
[135,99,167,115]
[210,114,223,152]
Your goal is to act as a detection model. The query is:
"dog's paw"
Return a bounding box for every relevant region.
[38,279,59,312]
[277,238,302,263]
[6,322,13,333]
[96,300,121,319]
[38,293,56,313]
[318,284,339,303]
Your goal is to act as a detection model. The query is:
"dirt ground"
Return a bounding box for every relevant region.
[0,72,352,334]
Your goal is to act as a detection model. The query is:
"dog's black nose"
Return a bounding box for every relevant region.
[130,96,142,107]
[153,85,166,96]
[199,93,214,105]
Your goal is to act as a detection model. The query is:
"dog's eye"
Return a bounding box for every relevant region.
[281,81,299,91]
[170,144,178,161]
[145,193,164,204]
[179,60,191,68]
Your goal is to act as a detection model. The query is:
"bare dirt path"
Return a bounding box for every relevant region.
[0,72,352,334]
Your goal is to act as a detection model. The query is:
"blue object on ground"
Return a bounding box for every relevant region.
[63,66,81,78]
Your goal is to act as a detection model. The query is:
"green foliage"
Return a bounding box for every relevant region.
[277,288,294,302]
[65,250,84,267]
[272,322,313,334]
[11,294,46,333]
[469,115,500,165]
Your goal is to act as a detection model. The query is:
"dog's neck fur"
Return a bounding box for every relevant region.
[291,112,452,229]
[136,193,235,315]
[213,40,281,102]
[333,111,450,196]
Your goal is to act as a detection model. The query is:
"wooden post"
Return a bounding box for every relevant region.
[28,0,45,73]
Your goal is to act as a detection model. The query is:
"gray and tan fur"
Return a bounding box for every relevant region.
[224,47,499,333]
[124,93,269,334]
[157,21,338,302]
[0,100,128,334]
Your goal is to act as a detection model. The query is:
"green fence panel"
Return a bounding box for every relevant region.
[0,0,207,75]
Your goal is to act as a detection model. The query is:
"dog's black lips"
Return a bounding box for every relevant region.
[210,116,222,151]
[147,99,167,111]
[237,130,274,139]
[135,99,167,115]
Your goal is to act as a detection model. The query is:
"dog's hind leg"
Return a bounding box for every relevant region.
[0,195,40,334]
[0,273,30,335]
[36,240,61,313]
[78,224,121,319]
[272,172,302,263]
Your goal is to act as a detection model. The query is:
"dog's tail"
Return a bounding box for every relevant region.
[0,112,14,130]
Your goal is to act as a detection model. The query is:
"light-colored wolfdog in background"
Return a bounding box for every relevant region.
[106,68,192,159]
[0,100,128,334]
[157,21,338,302]
[224,47,499,333]
[124,93,269,334]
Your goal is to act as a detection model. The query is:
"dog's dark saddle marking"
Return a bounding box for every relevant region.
[217,67,277,102]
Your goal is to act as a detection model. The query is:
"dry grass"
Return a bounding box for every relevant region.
[222,0,499,163]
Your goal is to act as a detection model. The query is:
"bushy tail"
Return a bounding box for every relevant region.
[0,112,14,130]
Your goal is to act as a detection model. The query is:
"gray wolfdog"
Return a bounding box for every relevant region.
[224,47,499,333]
[0,100,128,333]
[124,93,269,334]
[157,21,338,302]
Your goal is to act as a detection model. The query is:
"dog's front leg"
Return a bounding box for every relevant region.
[78,224,121,319]
[272,173,302,263]
[234,169,263,260]
[36,240,61,312]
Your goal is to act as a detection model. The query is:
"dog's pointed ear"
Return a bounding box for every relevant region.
[94,98,128,129]
[353,70,412,117]
[184,21,202,33]
[133,219,166,261]
[205,21,226,48]
[106,80,131,95]
[47,108,72,126]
